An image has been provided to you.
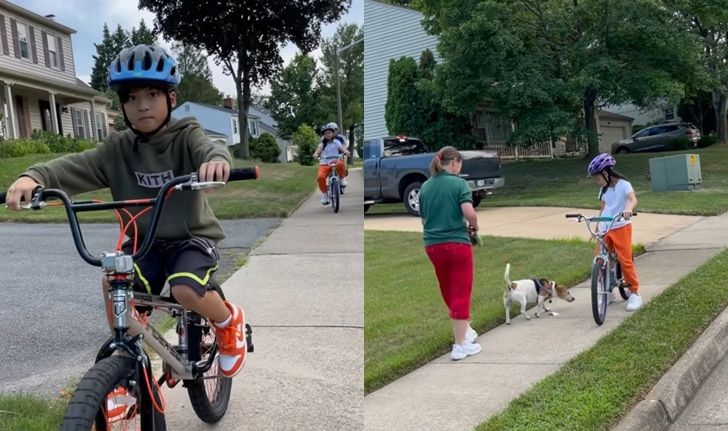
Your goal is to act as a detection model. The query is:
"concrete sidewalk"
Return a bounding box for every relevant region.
[162,170,364,430]
[364,211,728,431]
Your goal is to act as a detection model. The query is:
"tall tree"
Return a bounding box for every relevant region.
[140,0,351,159]
[418,0,704,157]
[90,24,131,92]
[265,53,321,138]
[130,19,155,45]
[319,23,364,133]
[668,1,728,144]
[171,43,223,107]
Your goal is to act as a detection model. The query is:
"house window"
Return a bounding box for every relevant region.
[75,109,85,138]
[248,120,259,138]
[664,107,675,121]
[95,112,104,139]
[232,117,238,134]
[17,22,30,59]
[47,35,58,68]
[475,111,512,145]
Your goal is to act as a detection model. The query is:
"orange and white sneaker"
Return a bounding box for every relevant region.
[106,387,136,422]
[214,301,247,378]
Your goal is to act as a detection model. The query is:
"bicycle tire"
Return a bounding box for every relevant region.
[591,260,608,326]
[61,355,166,431]
[331,178,340,213]
[615,261,630,300]
[186,281,233,424]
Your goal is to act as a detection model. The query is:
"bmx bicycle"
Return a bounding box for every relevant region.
[1,167,258,430]
[565,212,635,325]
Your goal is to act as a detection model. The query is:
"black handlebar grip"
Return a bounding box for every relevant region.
[228,166,259,182]
[0,193,5,205]
[565,214,580,218]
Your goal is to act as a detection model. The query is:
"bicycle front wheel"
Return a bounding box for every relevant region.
[61,355,165,431]
[591,260,608,326]
[331,178,340,213]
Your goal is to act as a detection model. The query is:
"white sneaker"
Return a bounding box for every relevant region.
[626,293,642,311]
[465,326,478,343]
[341,177,349,187]
[320,193,330,205]
[451,342,481,361]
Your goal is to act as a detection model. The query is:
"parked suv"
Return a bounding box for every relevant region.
[611,122,701,154]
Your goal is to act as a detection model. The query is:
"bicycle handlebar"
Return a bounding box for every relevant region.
[0,167,259,267]
[565,212,637,238]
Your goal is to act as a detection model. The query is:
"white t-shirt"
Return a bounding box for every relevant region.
[599,179,634,232]
[318,139,344,165]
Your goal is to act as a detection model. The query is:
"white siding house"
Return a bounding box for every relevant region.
[171,100,292,162]
[363,0,439,139]
[0,1,112,140]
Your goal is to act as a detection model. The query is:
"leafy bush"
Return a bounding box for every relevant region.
[251,132,281,163]
[698,134,716,148]
[30,130,95,153]
[666,137,692,151]
[0,138,50,158]
[292,124,318,166]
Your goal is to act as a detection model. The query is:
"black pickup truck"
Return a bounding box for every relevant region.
[363,136,505,216]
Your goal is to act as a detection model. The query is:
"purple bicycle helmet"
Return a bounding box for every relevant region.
[587,153,616,176]
[107,44,179,91]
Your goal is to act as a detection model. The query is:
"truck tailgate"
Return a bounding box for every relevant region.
[460,150,501,179]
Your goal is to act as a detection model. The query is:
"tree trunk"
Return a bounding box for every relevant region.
[712,90,728,145]
[583,85,599,158]
[235,51,251,159]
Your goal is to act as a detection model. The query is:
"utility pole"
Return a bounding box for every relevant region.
[334,37,363,160]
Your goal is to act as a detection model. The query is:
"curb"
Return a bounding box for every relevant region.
[613,306,728,430]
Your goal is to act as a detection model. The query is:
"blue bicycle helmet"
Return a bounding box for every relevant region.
[587,153,616,176]
[107,44,179,91]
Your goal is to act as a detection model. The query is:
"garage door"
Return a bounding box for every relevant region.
[599,125,626,153]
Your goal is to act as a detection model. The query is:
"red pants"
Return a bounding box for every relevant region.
[602,224,640,293]
[425,242,473,320]
[317,161,346,193]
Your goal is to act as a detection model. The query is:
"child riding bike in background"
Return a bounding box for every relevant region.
[4,44,248,377]
[587,153,642,311]
[313,123,349,205]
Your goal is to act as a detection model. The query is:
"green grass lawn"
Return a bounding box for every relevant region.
[0,394,65,431]
[365,230,596,393]
[0,154,317,223]
[369,145,728,216]
[478,247,728,431]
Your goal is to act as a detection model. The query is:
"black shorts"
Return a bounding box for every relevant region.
[122,236,220,297]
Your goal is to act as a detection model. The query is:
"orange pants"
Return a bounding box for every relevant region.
[317,161,346,193]
[600,224,639,293]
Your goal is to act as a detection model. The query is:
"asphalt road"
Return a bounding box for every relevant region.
[0,218,279,397]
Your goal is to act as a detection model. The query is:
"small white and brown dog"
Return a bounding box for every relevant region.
[503,263,574,324]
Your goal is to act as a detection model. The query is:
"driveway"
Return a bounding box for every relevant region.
[364,206,702,246]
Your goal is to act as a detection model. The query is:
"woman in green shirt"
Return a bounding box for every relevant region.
[419,146,482,361]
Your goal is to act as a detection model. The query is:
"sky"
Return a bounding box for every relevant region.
[14,0,363,96]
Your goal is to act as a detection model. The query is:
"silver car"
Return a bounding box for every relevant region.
[611,123,701,154]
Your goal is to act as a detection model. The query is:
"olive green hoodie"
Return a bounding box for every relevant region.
[22,117,232,242]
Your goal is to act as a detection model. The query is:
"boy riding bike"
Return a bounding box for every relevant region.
[4,44,247,377]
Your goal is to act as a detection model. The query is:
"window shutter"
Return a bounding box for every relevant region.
[29,26,37,63]
[83,110,91,139]
[101,113,107,137]
[41,31,49,67]
[57,36,65,71]
[10,18,19,59]
[70,107,77,136]
[0,15,8,55]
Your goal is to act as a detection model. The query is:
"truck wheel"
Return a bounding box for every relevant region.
[472,195,483,208]
[403,182,422,217]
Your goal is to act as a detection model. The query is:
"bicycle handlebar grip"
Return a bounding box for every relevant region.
[0,193,5,205]
[565,214,581,218]
[228,166,259,182]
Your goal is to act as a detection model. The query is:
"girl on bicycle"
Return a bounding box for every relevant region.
[587,153,642,311]
[313,124,349,205]
[419,146,481,360]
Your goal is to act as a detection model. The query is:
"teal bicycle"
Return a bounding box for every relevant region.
[566,212,635,325]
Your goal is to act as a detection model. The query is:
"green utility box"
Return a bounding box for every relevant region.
[648,154,702,192]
